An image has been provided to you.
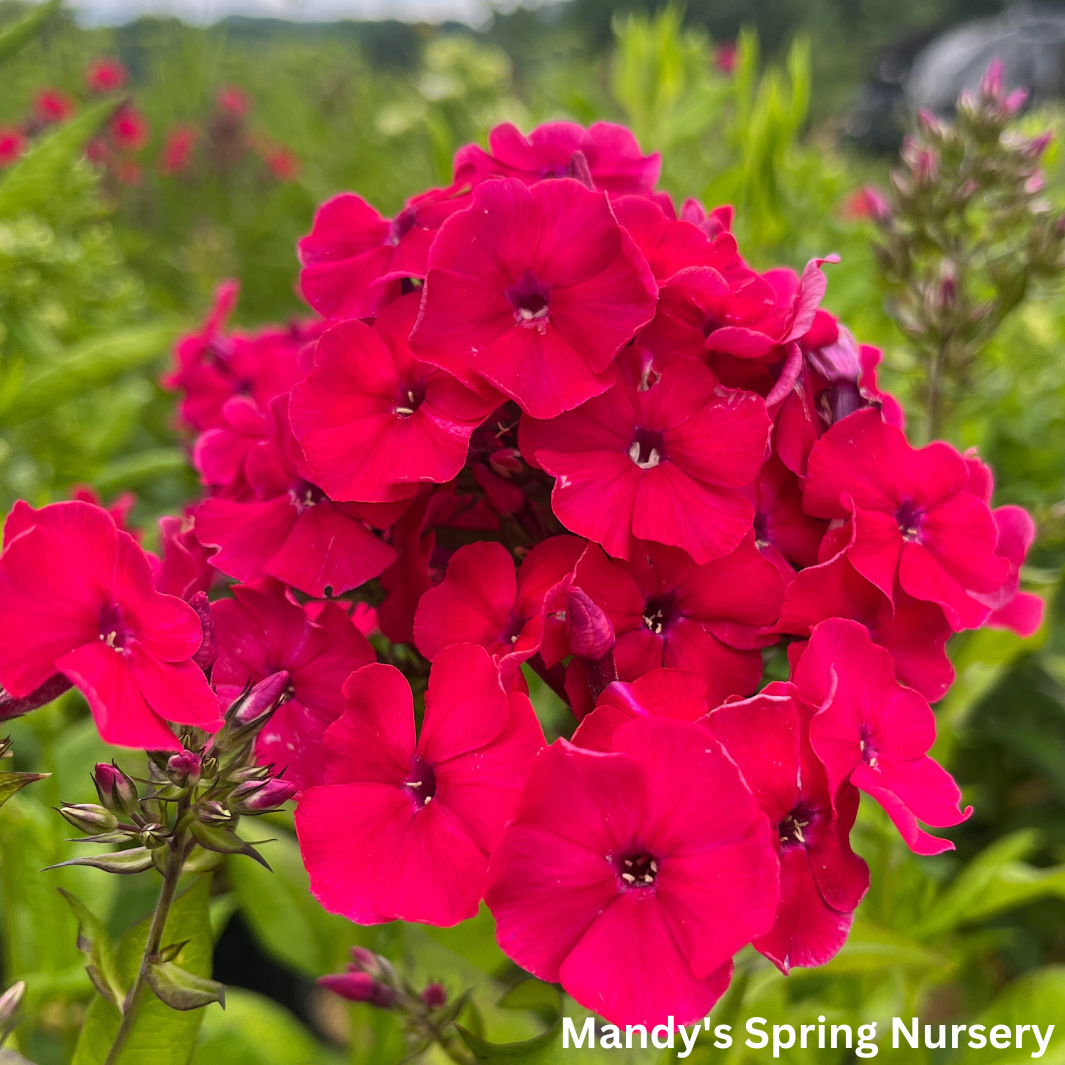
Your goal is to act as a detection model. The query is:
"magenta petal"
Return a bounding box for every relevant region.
[128,645,222,730]
[193,496,296,584]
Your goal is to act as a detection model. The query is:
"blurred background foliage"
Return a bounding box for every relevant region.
[0,0,1065,1062]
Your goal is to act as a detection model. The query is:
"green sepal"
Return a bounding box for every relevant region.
[0,771,48,809]
[146,962,226,1012]
[189,822,271,869]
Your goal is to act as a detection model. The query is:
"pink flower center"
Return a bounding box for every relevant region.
[98,603,132,652]
[292,479,327,512]
[642,593,679,636]
[859,725,879,768]
[393,379,426,418]
[615,851,658,889]
[404,756,437,808]
[500,613,526,646]
[778,801,816,849]
[895,499,923,542]
[628,427,665,469]
[387,208,416,247]
[505,273,551,327]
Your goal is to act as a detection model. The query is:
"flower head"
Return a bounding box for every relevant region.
[0,128,26,167]
[34,89,75,125]
[110,105,150,152]
[86,57,127,93]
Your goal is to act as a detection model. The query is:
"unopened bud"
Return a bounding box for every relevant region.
[231,671,290,727]
[139,823,168,849]
[911,147,939,186]
[318,971,397,1008]
[189,592,218,671]
[567,149,594,190]
[488,448,523,478]
[166,750,202,786]
[938,273,956,312]
[228,764,272,784]
[979,58,1004,101]
[1003,87,1028,116]
[229,777,297,814]
[199,800,232,826]
[61,803,118,835]
[422,982,447,1008]
[916,108,943,139]
[565,588,615,661]
[94,762,138,817]
[0,980,25,1029]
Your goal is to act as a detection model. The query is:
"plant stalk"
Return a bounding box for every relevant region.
[103,828,187,1065]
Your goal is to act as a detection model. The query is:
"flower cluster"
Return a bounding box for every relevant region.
[0,119,1042,1029]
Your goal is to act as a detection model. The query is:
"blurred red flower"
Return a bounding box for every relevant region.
[34,89,76,124]
[160,124,198,174]
[86,56,128,93]
[0,128,26,167]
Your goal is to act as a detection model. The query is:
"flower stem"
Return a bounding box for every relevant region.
[104,829,187,1065]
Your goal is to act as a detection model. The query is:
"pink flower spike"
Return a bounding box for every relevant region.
[796,618,971,855]
[211,577,375,794]
[295,644,545,926]
[0,501,220,749]
[290,293,498,503]
[485,716,778,1026]
[411,177,658,419]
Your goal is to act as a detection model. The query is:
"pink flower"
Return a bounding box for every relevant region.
[841,186,890,223]
[485,716,778,1026]
[713,42,737,76]
[264,145,299,182]
[803,408,1011,630]
[775,535,954,702]
[216,84,251,117]
[706,688,869,973]
[86,57,127,93]
[160,125,198,174]
[298,185,469,321]
[295,643,545,925]
[566,535,783,710]
[519,346,770,563]
[411,177,658,419]
[151,513,216,601]
[212,578,375,793]
[0,128,25,167]
[0,501,220,749]
[413,537,583,682]
[452,121,661,198]
[290,294,498,502]
[750,454,827,579]
[110,106,150,152]
[795,619,971,856]
[34,89,75,125]
[193,395,398,598]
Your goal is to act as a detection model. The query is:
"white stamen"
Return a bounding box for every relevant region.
[621,872,636,883]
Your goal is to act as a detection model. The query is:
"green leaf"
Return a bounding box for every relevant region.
[191,989,342,1065]
[226,829,358,977]
[958,966,1065,1064]
[93,448,189,493]
[2,323,179,425]
[146,962,225,1012]
[0,99,118,219]
[496,979,560,1026]
[0,0,61,64]
[454,1018,561,1063]
[817,920,949,975]
[0,771,48,808]
[72,875,216,1065]
[58,888,124,1007]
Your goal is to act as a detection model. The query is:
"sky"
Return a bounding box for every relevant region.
[71,0,498,26]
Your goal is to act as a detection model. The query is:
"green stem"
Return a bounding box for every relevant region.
[924,338,948,444]
[103,828,187,1065]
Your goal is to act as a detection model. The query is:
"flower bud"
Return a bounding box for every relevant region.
[94,762,138,817]
[318,971,397,1008]
[565,588,615,661]
[166,749,202,786]
[489,448,523,478]
[229,777,297,814]
[231,671,290,727]
[0,980,25,1030]
[979,58,1004,101]
[422,982,447,1008]
[61,803,118,835]
[188,591,218,671]
[139,822,169,850]
[198,800,232,826]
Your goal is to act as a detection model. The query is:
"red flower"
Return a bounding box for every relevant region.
[567,535,783,711]
[34,89,75,125]
[452,121,661,198]
[411,177,658,419]
[713,42,737,76]
[750,454,828,580]
[803,408,1011,630]
[86,57,127,93]
[0,502,220,749]
[216,84,251,117]
[115,159,142,186]
[520,346,770,563]
[110,106,150,152]
[775,535,955,702]
[796,619,971,855]
[151,514,216,601]
[706,688,869,973]
[0,128,25,167]
[298,185,468,321]
[212,578,375,793]
[842,186,890,223]
[264,145,299,181]
[193,396,398,598]
[295,644,544,925]
[160,125,198,174]
[485,716,778,1026]
[413,537,583,683]
[290,294,498,503]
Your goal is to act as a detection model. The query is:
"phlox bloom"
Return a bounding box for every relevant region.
[295,643,544,926]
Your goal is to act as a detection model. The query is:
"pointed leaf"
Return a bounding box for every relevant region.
[190,822,271,869]
[0,771,48,809]
[147,962,225,1012]
[58,888,124,1008]
[454,1019,562,1063]
[0,0,61,63]
[46,848,155,875]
